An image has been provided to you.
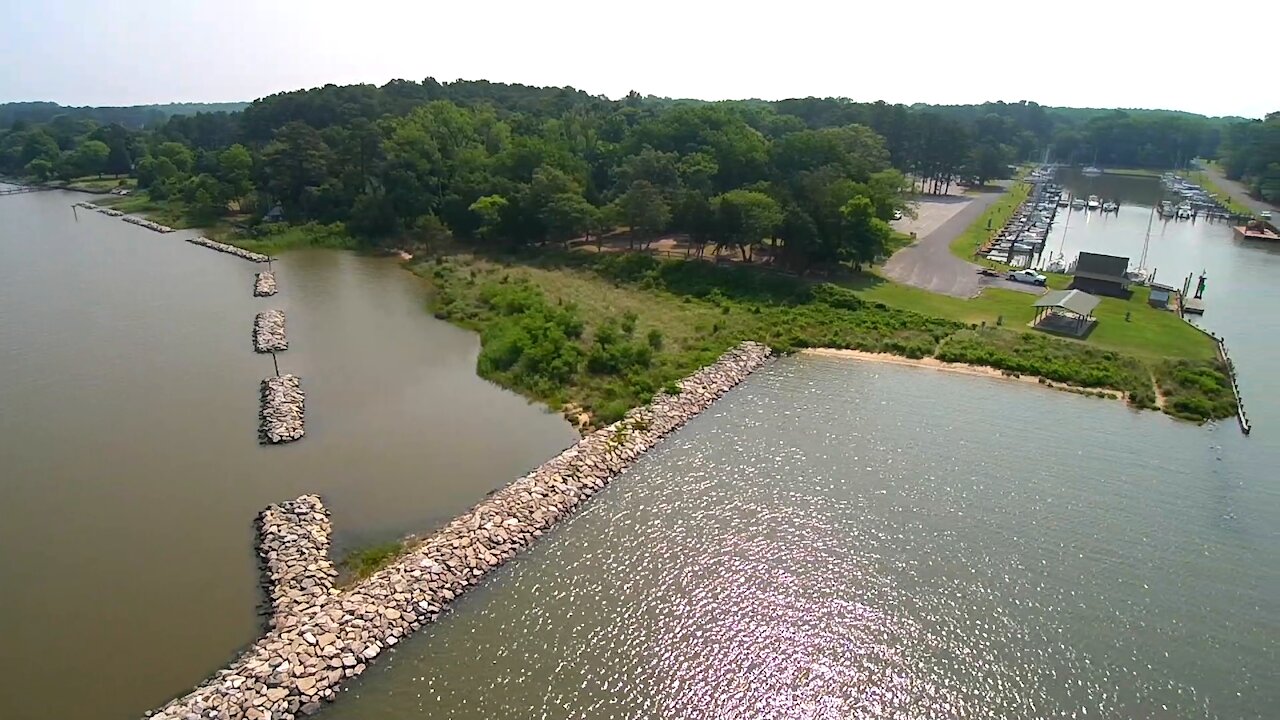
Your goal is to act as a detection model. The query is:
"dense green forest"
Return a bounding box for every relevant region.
[1218,113,1280,202]
[1,79,1273,269]
[0,101,248,129]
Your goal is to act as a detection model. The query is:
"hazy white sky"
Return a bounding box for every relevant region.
[2,0,1274,117]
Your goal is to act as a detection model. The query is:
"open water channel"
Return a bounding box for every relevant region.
[0,188,578,720]
[1,176,1277,719]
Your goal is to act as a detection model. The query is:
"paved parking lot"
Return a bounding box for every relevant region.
[885,185,1040,297]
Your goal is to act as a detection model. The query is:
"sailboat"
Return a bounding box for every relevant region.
[1082,149,1102,176]
[1127,205,1156,284]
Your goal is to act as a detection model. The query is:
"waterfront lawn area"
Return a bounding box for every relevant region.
[414,250,1231,424]
[97,193,193,228]
[418,252,962,424]
[63,175,137,192]
[845,275,1217,362]
[212,222,357,255]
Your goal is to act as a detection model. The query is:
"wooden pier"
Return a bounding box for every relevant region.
[1216,339,1250,435]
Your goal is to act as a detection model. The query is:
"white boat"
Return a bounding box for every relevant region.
[1057,196,1069,207]
[1045,253,1067,273]
[1102,201,1117,212]
[1087,195,1101,210]
[1082,165,1102,176]
[1176,202,1193,219]
[1072,198,1086,210]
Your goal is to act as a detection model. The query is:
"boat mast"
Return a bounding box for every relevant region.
[1137,204,1155,271]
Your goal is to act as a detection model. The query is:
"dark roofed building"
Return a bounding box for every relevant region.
[1071,252,1131,297]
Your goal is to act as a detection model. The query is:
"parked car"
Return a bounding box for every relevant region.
[1007,269,1047,286]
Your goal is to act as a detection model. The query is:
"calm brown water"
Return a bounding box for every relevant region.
[0,189,577,720]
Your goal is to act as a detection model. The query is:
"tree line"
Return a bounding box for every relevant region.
[1218,113,1280,203]
[1,79,1269,269]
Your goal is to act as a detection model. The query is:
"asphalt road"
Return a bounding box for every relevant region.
[884,186,1040,298]
[1207,166,1279,216]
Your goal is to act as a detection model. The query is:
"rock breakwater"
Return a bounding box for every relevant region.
[146,341,772,720]
[186,236,271,263]
[122,215,174,233]
[259,375,305,444]
[253,311,288,354]
[257,496,336,624]
[254,272,278,297]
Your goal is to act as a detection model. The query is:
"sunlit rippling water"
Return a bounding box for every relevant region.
[327,355,1279,720]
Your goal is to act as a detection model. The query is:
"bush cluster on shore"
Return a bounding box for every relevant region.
[935,328,1159,408]
[419,251,1236,425]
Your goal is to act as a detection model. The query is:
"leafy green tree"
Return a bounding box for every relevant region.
[672,190,716,257]
[469,194,509,242]
[713,189,782,261]
[866,169,914,221]
[965,142,1012,187]
[616,180,670,250]
[72,140,109,178]
[838,195,894,268]
[20,130,61,167]
[541,192,599,247]
[24,157,53,182]
[105,140,132,176]
[157,142,194,174]
[260,122,333,216]
[217,144,254,199]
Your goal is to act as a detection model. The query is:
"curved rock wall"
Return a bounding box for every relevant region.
[147,341,771,720]
[253,311,288,354]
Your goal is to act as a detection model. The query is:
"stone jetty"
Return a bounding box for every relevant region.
[257,496,336,624]
[121,215,174,233]
[253,311,288,354]
[145,342,772,720]
[254,272,278,297]
[259,374,305,444]
[186,236,271,263]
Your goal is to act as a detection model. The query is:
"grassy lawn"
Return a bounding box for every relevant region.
[212,222,357,254]
[63,176,136,192]
[414,250,1230,424]
[96,193,194,228]
[847,273,1215,361]
[949,182,1031,261]
[1102,168,1163,178]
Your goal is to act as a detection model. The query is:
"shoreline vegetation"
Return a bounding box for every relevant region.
[406,247,1232,425]
[86,193,1237,428]
[3,80,1239,428]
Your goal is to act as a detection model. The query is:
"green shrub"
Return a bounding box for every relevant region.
[340,541,405,582]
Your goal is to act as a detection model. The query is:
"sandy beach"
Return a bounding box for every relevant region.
[802,348,1125,400]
